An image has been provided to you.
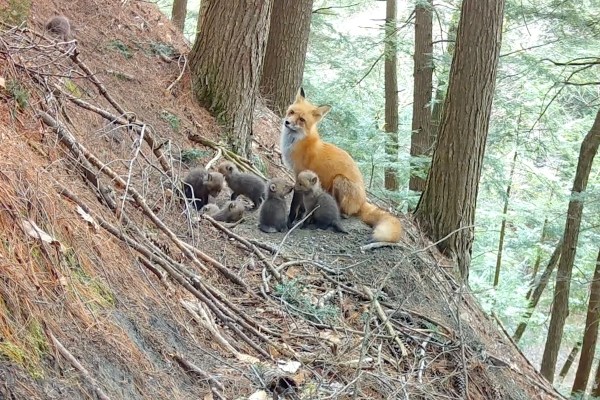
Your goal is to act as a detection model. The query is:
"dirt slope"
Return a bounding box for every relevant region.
[0,1,564,399]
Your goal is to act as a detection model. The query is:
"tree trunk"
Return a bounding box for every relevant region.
[171,0,188,33]
[540,109,600,382]
[260,0,313,116]
[189,0,274,158]
[527,217,549,298]
[558,341,581,383]
[591,348,600,396]
[513,241,562,343]
[383,0,399,191]
[493,151,517,287]
[571,249,600,395]
[408,0,433,192]
[414,0,505,281]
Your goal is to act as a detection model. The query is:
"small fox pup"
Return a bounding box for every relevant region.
[45,16,71,40]
[213,200,245,223]
[259,178,293,233]
[200,203,220,216]
[218,161,265,209]
[294,170,347,233]
[182,168,224,210]
[281,88,402,242]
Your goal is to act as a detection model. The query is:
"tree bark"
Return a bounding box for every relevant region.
[493,151,517,287]
[513,241,562,343]
[408,0,433,192]
[571,249,600,395]
[189,0,274,158]
[383,0,399,191]
[171,0,188,33]
[414,0,505,281]
[540,109,600,382]
[558,341,581,383]
[260,0,313,116]
[591,344,600,396]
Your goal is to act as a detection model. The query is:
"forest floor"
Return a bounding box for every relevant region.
[0,0,565,399]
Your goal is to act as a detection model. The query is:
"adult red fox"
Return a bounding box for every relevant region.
[281,88,402,243]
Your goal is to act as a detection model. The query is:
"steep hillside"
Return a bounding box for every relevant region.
[0,1,565,399]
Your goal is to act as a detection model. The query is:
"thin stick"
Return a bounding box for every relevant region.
[172,354,225,400]
[362,286,407,358]
[48,331,111,400]
[166,54,188,92]
[271,206,319,264]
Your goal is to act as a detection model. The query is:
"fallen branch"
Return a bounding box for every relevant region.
[205,148,222,170]
[188,129,266,180]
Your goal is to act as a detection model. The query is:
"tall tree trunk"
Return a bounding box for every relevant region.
[493,150,518,287]
[383,0,399,191]
[558,341,581,383]
[527,217,549,298]
[571,249,600,395]
[171,0,188,33]
[513,241,562,343]
[260,0,313,116]
[414,0,505,281]
[189,0,274,158]
[591,343,600,397]
[408,0,433,192]
[540,109,600,382]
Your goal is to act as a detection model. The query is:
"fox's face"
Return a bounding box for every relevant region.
[282,89,331,137]
[267,178,294,199]
[294,170,320,193]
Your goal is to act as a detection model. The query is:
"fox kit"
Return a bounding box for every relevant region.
[45,16,71,40]
[294,170,347,233]
[281,88,402,242]
[213,200,245,223]
[200,203,220,216]
[259,178,293,233]
[182,168,224,210]
[218,161,265,209]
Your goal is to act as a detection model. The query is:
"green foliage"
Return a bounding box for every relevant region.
[0,319,47,378]
[160,110,181,132]
[63,78,82,97]
[303,0,600,384]
[6,79,29,110]
[65,250,115,308]
[107,40,133,59]
[0,0,31,26]
[149,42,176,58]
[275,279,340,325]
[179,148,209,166]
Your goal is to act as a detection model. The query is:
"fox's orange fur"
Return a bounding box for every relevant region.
[281,89,402,243]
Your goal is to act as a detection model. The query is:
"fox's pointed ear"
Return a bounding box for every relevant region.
[317,105,331,117]
[295,87,305,103]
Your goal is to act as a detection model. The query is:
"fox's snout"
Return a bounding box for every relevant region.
[284,118,297,130]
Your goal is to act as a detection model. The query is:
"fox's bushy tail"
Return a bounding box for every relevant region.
[358,202,402,243]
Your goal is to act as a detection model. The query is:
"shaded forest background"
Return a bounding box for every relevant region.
[160,0,600,394]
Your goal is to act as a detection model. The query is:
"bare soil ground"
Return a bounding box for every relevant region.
[0,0,564,399]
